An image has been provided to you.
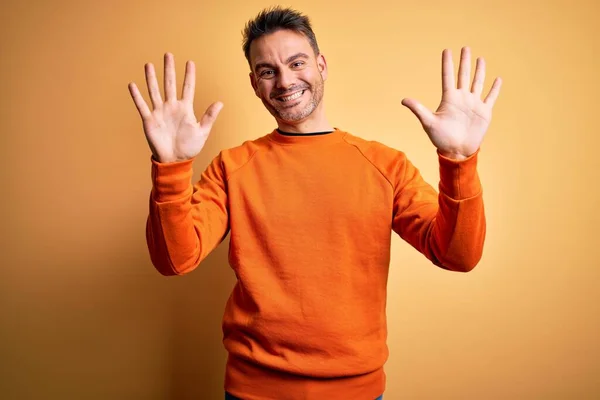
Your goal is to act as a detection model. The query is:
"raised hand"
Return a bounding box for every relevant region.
[401,47,502,160]
[128,53,223,163]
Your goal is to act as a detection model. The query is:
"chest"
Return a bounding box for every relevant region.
[228,149,393,232]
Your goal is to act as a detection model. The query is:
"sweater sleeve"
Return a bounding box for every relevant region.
[146,153,230,276]
[392,150,485,272]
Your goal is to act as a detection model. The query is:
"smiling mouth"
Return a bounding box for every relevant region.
[275,90,306,103]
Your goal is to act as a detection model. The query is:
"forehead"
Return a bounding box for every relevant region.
[249,29,314,66]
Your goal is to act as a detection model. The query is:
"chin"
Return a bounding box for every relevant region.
[278,102,319,123]
[277,109,314,123]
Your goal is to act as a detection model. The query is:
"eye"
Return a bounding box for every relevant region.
[292,61,305,68]
[260,70,275,78]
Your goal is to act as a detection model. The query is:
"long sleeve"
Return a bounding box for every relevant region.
[146,153,230,276]
[392,150,485,272]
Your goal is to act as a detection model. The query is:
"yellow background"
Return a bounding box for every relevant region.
[1,0,598,398]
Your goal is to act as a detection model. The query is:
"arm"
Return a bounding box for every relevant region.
[392,150,484,272]
[127,52,226,275]
[395,46,502,271]
[146,154,229,276]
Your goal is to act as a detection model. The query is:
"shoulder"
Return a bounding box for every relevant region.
[217,132,272,176]
[340,130,409,173]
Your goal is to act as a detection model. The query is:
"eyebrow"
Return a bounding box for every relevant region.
[254,52,310,72]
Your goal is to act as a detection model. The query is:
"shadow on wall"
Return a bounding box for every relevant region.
[165,236,236,400]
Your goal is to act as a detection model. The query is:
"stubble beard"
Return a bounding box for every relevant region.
[265,77,325,123]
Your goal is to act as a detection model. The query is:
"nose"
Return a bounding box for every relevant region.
[276,68,294,90]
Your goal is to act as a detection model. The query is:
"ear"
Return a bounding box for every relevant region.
[316,54,328,81]
[249,72,260,97]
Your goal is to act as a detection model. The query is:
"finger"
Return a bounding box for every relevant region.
[442,49,455,93]
[457,46,471,89]
[200,102,224,129]
[145,63,163,109]
[401,98,435,129]
[181,60,196,103]
[471,57,486,97]
[164,52,177,102]
[484,77,503,107]
[128,82,152,119]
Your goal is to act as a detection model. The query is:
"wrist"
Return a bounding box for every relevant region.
[438,150,469,161]
[152,153,195,164]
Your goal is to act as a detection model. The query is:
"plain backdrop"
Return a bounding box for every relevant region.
[1,0,598,398]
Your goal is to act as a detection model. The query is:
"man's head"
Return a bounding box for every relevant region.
[242,7,328,128]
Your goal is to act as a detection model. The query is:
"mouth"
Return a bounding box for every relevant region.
[274,89,306,103]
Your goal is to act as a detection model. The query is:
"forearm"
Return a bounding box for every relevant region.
[146,156,229,276]
[426,150,485,272]
[146,158,202,275]
[393,150,485,272]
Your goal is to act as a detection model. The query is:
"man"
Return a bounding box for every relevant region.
[128,6,501,400]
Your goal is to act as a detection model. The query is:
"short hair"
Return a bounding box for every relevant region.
[242,6,321,64]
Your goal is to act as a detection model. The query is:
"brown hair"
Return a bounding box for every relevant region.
[242,6,321,63]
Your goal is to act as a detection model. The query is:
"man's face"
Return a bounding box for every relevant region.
[249,29,327,124]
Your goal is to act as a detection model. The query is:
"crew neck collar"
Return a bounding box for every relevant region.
[268,127,345,145]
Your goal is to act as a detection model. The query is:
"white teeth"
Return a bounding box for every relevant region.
[279,90,303,102]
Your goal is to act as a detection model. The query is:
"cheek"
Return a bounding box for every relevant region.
[301,71,319,85]
[256,82,273,98]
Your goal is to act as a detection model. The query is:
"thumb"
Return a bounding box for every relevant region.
[401,98,434,128]
[200,101,224,128]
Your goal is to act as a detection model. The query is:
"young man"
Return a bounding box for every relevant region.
[128,6,502,400]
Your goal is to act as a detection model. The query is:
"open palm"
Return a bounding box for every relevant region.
[128,53,223,163]
[402,47,502,160]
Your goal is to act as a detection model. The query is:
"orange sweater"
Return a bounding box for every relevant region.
[146,128,485,400]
